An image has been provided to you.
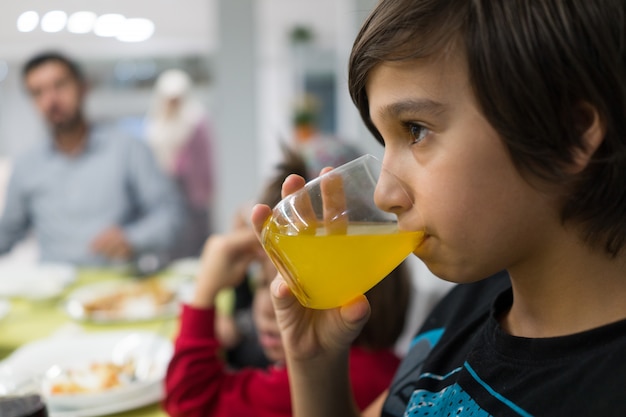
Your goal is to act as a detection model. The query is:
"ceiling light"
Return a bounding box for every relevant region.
[41,10,68,33]
[94,13,125,37]
[116,18,155,42]
[67,11,97,34]
[17,11,39,33]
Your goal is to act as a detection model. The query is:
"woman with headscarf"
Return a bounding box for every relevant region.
[145,69,215,259]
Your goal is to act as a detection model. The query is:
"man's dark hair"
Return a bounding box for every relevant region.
[22,51,84,83]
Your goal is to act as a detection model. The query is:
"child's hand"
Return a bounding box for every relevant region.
[250,173,371,362]
[267,275,371,361]
[191,228,262,309]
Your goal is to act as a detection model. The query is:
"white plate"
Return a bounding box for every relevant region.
[48,382,163,417]
[64,279,181,323]
[0,263,76,300]
[0,330,172,415]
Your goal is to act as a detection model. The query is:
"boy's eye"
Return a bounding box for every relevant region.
[407,122,429,144]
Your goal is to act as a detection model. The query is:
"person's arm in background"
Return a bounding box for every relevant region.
[0,160,32,255]
[164,229,292,417]
[121,137,183,256]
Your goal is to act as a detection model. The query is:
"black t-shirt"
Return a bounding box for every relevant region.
[383,271,626,417]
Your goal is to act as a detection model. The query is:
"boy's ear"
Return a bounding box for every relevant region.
[569,101,605,173]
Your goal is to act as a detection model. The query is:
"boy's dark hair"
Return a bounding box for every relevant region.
[22,51,84,83]
[349,0,626,256]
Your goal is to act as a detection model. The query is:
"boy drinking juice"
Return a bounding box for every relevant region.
[251,0,626,416]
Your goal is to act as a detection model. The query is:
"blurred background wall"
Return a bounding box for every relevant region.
[0,0,379,233]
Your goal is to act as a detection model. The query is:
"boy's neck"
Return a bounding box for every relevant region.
[501,233,626,338]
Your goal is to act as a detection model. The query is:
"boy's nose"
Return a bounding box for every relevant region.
[374,166,413,215]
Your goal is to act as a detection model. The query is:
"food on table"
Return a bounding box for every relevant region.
[80,279,176,320]
[49,361,135,395]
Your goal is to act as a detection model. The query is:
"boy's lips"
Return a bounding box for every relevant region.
[412,233,430,255]
[399,226,429,243]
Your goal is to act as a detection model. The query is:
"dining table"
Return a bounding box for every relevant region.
[0,266,190,417]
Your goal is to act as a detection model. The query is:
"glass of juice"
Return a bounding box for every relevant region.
[261,154,424,309]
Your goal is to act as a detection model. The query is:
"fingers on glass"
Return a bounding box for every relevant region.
[289,190,317,235]
[321,173,348,235]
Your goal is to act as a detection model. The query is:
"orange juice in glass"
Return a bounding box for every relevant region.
[261,154,424,309]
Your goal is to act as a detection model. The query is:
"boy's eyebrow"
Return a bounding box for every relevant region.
[378,99,445,119]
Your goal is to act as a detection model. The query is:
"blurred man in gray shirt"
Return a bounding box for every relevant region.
[0,51,183,266]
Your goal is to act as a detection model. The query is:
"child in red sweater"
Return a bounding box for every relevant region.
[163,147,411,417]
